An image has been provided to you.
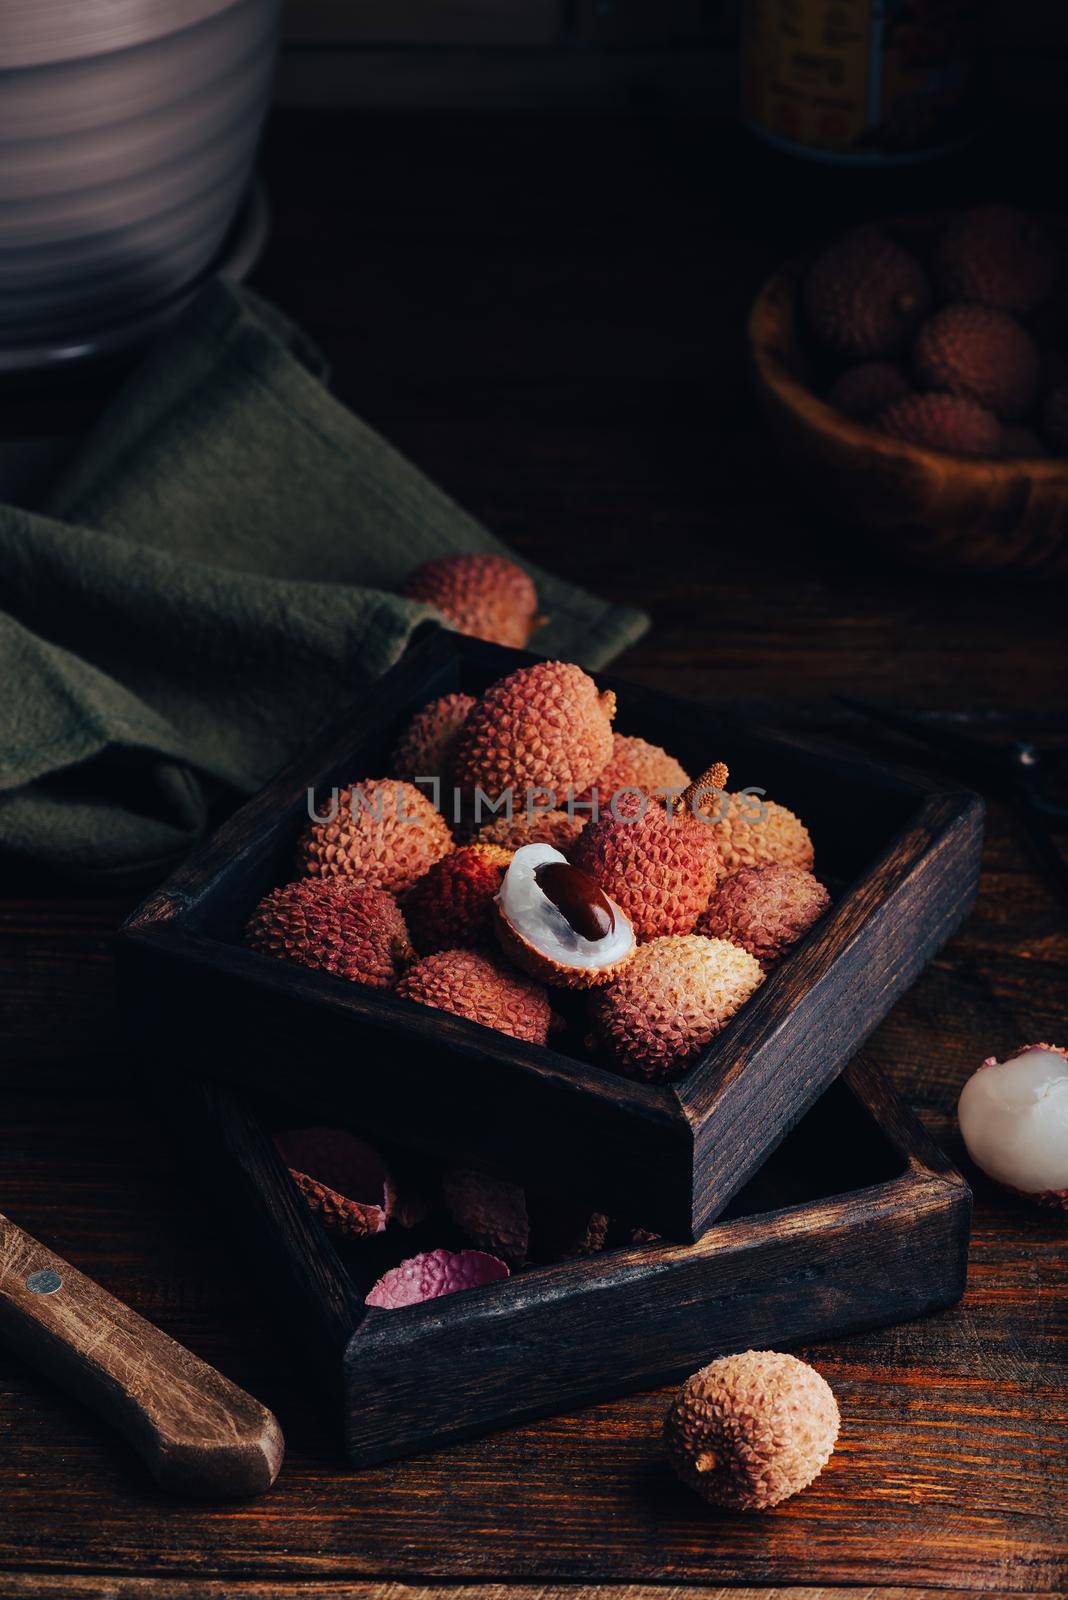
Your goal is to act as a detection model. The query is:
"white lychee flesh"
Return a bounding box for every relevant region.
[958,1047,1068,1196]
[496,843,634,973]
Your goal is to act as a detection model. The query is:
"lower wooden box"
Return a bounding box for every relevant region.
[173,1055,971,1466]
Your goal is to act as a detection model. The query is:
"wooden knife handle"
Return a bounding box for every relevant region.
[0,1213,283,1498]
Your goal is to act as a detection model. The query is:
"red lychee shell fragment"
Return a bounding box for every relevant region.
[365,1248,509,1309]
[275,1127,398,1240]
[402,553,540,648]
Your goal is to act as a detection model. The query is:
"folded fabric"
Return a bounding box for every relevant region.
[0,280,648,885]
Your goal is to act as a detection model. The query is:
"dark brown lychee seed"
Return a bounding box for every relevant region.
[533,860,616,942]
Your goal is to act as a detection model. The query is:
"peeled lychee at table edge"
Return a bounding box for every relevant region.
[664,1350,840,1510]
[590,934,764,1082]
[404,842,513,954]
[274,1127,401,1240]
[570,765,728,941]
[389,692,474,781]
[825,361,910,421]
[450,660,616,808]
[365,1248,509,1309]
[692,787,814,876]
[297,778,453,894]
[957,1043,1068,1207]
[912,304,1041,422]
[244,879,414,988]
[395,947,556,1045]
[698,865,830,969]
[876,392,1004,458]
[573,732,690,809]
[932,205,1059,316]
[401,552,541,648]
[802,227,932,359]
[495,842,636,988]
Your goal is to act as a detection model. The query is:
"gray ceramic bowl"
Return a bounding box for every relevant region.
[0,0,280,372]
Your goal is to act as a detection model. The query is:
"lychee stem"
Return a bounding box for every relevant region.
[675,762,729,817]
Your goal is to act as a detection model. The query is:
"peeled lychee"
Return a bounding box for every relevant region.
[474,807,587,853]
[390,693,474,781]
[876,391,1003,457]
[495,842,636,988]
[933,205,1059,316]
[245,879,414,988]
[451,661,616,809]
[297,778,453,895]
[396,948,555,1045]
[590,934,764,1082]
[365,1248,509,1309]
[570,769,727,942]
[803,228,932,359]
[274,1127,398,1240]
[957,1043,1068,1207]
[405,843,512,954]
[700,791,814,875]
[665,1350,840,1510]
[402,553,540,648]
[698,865,830,969]
[913,304,1041,422]
[574,733,690,811]
[826,361,910,421]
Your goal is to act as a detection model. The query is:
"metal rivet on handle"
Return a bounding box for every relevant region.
[26,1269,62,1295]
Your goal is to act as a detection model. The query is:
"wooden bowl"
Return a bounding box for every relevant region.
[749,225,1068,578]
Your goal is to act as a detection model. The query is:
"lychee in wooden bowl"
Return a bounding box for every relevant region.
[749,226,1068,578]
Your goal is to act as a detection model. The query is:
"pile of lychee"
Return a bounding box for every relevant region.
[245,656,831,1086]
[803,205,1067,460]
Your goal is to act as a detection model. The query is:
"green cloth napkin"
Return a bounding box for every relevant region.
[0,281,648,886]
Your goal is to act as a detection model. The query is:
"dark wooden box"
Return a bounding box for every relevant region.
[120,631,983,1241]
[174,1057,971,1466]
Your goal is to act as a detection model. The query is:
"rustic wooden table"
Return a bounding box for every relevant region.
[0,111,1065,1598]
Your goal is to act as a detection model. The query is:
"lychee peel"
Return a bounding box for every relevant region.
[698,865,831,969]
[402,553,540,648]
[275,1127,397,1239]
[297,778,453,894]
[245,878,414,988]
[665,1350,840,1510]
[390,693,475,781]
[803,228,932,359]
[451,660,616,808]
[405,843,513,954]
[365,1248,509,1309]
[913,303,1041,422]
[957,1043,1068,1208]
[396,948,555,1045]
[591,934,764,1082]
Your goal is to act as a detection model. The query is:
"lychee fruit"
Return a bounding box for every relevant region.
[245,879,414,988]
[297,778,453,894]
[933,205,1059,316]
[803,228,932,359]
[913,304,1041,421]
[390,692,474,781]
[451,660,616,810]
[401,553,540,648]
[442,1166,530,1267]
[590,934,764,1082]
[574,732,690,811]
[698,865,830,969]
[665,1350,840,1510]
[1001,425,1046,459]
[1041,383,1068,454]
[957,1043,1068,1208]
[474,807,587,853]
[396,948,555,1045]
[495,842,636,988]
[569,765,727,942]
[876,391,1003,457]
[405,842,513,954]
[695,790,814,875]
[365,1248,509,1309]
[826,361,910,421]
